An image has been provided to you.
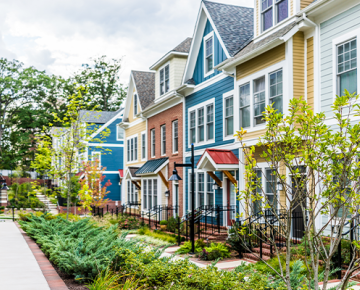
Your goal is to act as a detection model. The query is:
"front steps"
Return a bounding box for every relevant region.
[36,193,58,215]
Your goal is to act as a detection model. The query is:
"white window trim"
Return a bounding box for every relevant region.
[161,124,166,156]
[126,133,138,164]
[187,171,216,211]
[260,0,290,33]
[172,120,179,154]
[187,98,215,148]
[91,151,101,168]
[223,91,235,141]
[203,31,215,78]
[141,131,147,161]
[133,94,138,118]
[159,62,170,96]
[150,129,156,158]
[332,28,360,103]
[116,125,124,141]
[235,60,287,134]
[142,177,159,211]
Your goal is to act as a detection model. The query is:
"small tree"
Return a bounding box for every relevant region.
[235,91,360,290]
[78,160,111,212]
[32,89,110,220]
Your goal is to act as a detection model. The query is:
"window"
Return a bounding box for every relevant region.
[261,0,288,32]
[206,174,214,206]
[239,83,251,128]
[206,104,214,140]
[198,108,204,142]
[225,96,234,136]
[134,94,138,116]
[254,76,266,126]
[144,178,158,210]
[204,34,214,75]
[143,180,147,209]
[265,169,277,209]
[153,180,158,207]
[127,136,138,162]
[188,100,215,146]
[141,133,146,160]
[198,173,205,207]
[127,181,137,203]
[172,120,178,153]
[148,180,153,209]
[190,111,196,144]
[92,152,101,168]
[253,169,263,214]
[269,70,283,114]
[117,126,124,140]
[160,64,170,95]
[190,172,216,209]
[337,39,357,95]
[151,129,155,157]
[161,125,166,155]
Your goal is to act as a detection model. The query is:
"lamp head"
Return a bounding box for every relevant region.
[169,169,182,181]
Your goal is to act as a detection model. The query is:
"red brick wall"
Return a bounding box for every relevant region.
[3,176,51,187]
[147,102,184,216]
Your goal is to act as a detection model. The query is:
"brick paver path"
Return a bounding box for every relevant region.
[0,220,68,290]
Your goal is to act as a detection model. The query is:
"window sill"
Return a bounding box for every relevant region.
[204,70,214,78]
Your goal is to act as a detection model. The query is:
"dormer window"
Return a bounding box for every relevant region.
[134,94,138,116]
[160,64,170,95]
[261,0,288,32]
[204,32,214,76]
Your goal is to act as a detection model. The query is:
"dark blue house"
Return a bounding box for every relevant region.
[177,0,253,226]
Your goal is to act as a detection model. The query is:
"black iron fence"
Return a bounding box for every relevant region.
[141,205,179,230]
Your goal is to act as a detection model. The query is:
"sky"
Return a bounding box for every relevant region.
[0,0,253,85]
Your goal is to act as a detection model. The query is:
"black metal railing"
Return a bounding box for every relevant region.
[141,205,180,230]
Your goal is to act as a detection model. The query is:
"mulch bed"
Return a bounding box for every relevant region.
[50,261,90,290]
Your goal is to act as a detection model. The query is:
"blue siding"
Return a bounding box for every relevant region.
[185,76,234,152]
[193,20,227,85]
[320,4,360,117]
[90,117,124,144]
[102,173,121,201]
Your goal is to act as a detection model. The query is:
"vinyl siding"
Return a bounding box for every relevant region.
[90,117,124,144]
[185,76,234,151]
[307,37,314,110]
[124,121,146,167]
[301,0,313,10]
[293,32,305,100]
[236,44,286,80]
[193,20,227,85]
[103,174,121,201]
[320,4,360,117]
[172,57,188,89]
[242,129,267,141]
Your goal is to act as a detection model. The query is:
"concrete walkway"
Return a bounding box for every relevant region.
[0,220,51,290]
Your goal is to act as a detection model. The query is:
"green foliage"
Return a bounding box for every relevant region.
[8,182,45,209]
[176,239,206,254]
[132,235,173,247]
[167,216,178,232]
[159,220,168,226]
[117,215,143,230]
[138,227,177,244]
[18,211,56,221]
[198,242,231,261]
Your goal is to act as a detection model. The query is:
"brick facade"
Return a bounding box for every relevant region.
[147,102,184,216]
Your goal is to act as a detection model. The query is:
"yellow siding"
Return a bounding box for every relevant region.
[124,121,146,167]
[242,128,267,141]
[293,32,305,100]
[301,0,313,10]
[128,89,139,123]
[236,44,286,80]
[307,37,314,110]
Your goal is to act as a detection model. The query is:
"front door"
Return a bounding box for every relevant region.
[292,176,306,240]
[226,179,236,226]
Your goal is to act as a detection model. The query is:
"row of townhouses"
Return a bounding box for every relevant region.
[54,0,360,238]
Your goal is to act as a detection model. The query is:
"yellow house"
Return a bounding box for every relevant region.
[119,70,155,212]
[216,0,318,238]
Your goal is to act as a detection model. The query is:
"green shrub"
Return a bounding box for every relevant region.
[159,220,168,225]
[138,228,177,244]
[132,235,173,247]
[8,182,45,209]
[176,239,206,254]
[167,216,178,232]
[198,242,230,261]
[18,212,56,221]
[0,206,5,210]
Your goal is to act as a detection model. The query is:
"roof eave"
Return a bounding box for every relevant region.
[150,52,189,71]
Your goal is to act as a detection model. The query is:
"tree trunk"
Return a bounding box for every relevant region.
[67,173,71,220]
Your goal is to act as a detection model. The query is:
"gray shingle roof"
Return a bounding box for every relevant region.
[172,37,192,53]
[203,1,254,57]
[231,21,297,61]
[135,158,168,175]
[132,71,155,110]
[79,108,123,124]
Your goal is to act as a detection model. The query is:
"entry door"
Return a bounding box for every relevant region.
[226,179,236,226]
[292,176,306,240]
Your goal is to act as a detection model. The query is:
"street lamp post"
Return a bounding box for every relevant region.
[169,144,195,254]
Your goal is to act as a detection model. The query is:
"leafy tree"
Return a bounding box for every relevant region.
[31,90,110,220]
[235,90,360,290]
[78,160,111,211]
[74,55,127,111]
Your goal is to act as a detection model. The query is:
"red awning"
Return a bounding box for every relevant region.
[75,171,84,177]
[197,149,239,171]
[118,169,124,178]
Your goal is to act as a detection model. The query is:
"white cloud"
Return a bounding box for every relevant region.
[0,0,253,82]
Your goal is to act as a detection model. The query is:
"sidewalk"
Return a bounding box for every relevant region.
[0,220,67,290]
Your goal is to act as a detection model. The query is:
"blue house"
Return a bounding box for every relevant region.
[178,1,253,226]
[79,109,125,204]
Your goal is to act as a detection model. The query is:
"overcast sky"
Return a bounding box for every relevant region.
[0,0,253,85]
